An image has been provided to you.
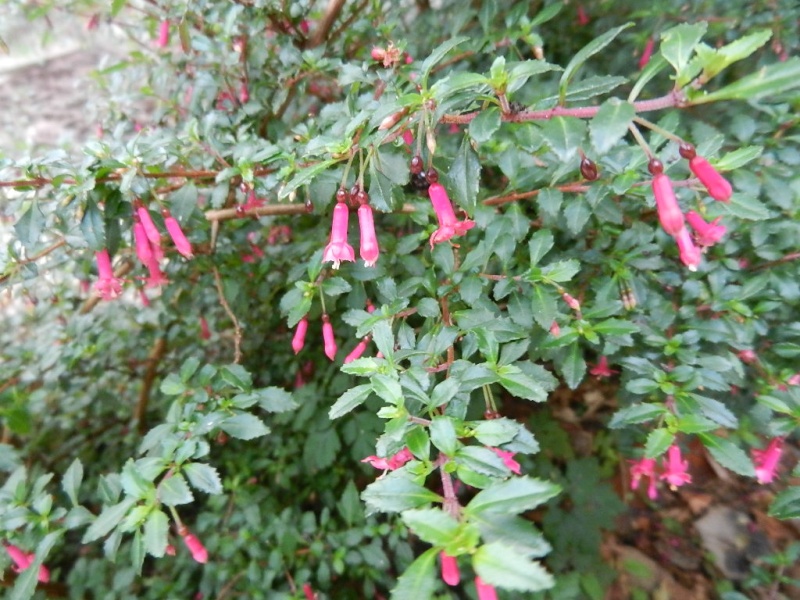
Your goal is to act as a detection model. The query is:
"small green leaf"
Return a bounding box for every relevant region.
[337,480,363,525]
[560,342,586,390]
[530,286,557,330]
[158,473,194,506]
[465,476,561,515]
[446,135,481,212]
[768,487,800,520]
[470,107,502,143]
[329,384,373,419]
[473,542,554,592]
[62,459,83,506]
[473,418,519,446]
[82,498,136,543]
[540,117,587,163]
[280,160,336,199]
[644,429,674,459]
[15,202,45,251]
[693,58,800,104]
[372,320,395,360]
[456,446,509,477]
[372,374,403,404]
[497,365,548,402]
[563,197,592,235]
[528,230,554,266]
[362,472,442,515]
[429,416,459,455]
[609,404,665,428]
[699,434,755,477]
[220,413,270,440]
[183,463,223,495]
[714,146,762,172]
[590,98,635,154]
[219,364,253,391]
[660,22,707,76]
[255,387,297,413]
[143,510,169,558]
[81,200,106,251]
[421,36,470,88]
[401,508,460,546]
[159,373,185,396]
[390,547,438,600]
[559,23,633,102]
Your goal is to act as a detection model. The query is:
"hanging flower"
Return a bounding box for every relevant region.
[427,182,475,248]
[162,210,193,259]
[752,437,783,484]
[361,447,413,471]
[652,173,684,236]
[589,356,619,379]
[292,317,308,355]
[629,457,658,499]
[4,543,49,582]
[357,202,379,267]
[344,337,370,363]
[181,531,208,564]
[132,215,153,265]
[322,314,337,360]
[490,447,521,474]
[639,37,655,70]
[660,444,692,489]
[685,211,726,247]
[475,576,498,600]
[94,249,123,300]
[144,255,169,288]
[674,227,702,271]
[322,201,355,269]
[137,204,162,247]
[156,19,170,48]
[690,156,732,202]
[440,552,460,586]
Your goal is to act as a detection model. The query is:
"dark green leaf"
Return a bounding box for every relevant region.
[560,342,586,390]
[329,384,373,419]
[15,202,45,251]
[401,508,460,546]
[473,542,554,591]
[540,117,587,163]
[470,107,502,143]
[699,434,754,477]
[183,463,223,495]
[158,473,194,506]
[82,498,136,543]
[660,22,707,76]
[559,23,633,102]
[362,472,441,515]
[590,98,635,154]
[390,548,438,600]
[644,429,674,459]
[429,416,459,455]
[768,487,800,520]
[446,135,481,212]
[81,201,106,251]
[220,413,270,440]
[62,458,83,506]
[694,58,800,104]
[466,476,561,515]
[609,403,666,428]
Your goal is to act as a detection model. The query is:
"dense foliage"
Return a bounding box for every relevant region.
[1,0,799,598]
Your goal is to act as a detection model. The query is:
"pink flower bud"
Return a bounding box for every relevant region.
[427,183,475,248]
[200,316,211,340]
[549,321,561,336]
[157,20,170,48]
[660,444,691,489]
[639,37,655,70]
[323,201,355,269]
[752,437,783,484]
[652,174,684,236]
[685,211,726,247]
[163,210,193,259]
[689,156,732,202]
[344,338,370,363]
[137,205,162,246]
[239,82,250,104]
[94,249,124,300]
[402,129,414,146]
[292,317,308,354]
[133,217,153,266]
[371,47,386,61]
[475,576,498,600]
[5,544,32,571]
[357,204,379,267]
[440,552,460,586]
[322,315,337,361]
[182,533,208,564]
[165,544,176,556]
[674,227,702,271]
[561,292,580,311]
[303,583,316,600]
[738,349,757,364]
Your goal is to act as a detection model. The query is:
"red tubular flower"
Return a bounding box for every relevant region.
[200,316,211,340]
[132,215,153,266]
[589,356,619,379]
[239,82,249,104]
[490,447,521,474]
[361,447,413,471]
[475,576,498,600]
[685,211,726,247]
[4,544,49,582]
[689,156,732,202]
[344,337,370,363]
[292,317,308,355]
[660,444,692,489]
[322,202,355,269]
[639,37,655,70]
[752,437,783,484]
[629,457,658,500]
[163,210,193,258]
[322,314,337,360]
[182,532,208,564]
[674,227,702,271]
[357,204,379,267]
[144,254,169,288]
[94,249,124,300]
[137,205,162,247]
[652,174,684,236]
[440,552,460,586]
[427,183,475,248]
[157,19,170,48]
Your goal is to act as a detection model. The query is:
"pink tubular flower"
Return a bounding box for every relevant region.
[752,437,783,484]
[561,292,580,311]
[549,321,561,336]
[344,337,370,363]
[475,576,498,600]
[440,552,460,586]
[137,205,162,246]
[292,317,308,355]
[182,532,208,564]
[322,314,337,361]
[689,156,732,202]
[4,544,49,582]
[322,202,355,269]
[589,356,619,379]
[685,211,726,247]
[639,37,655,70]
[402,129,414,146]
[357,204,379,267]
[652,174,684,236]
[788,373,800,386]
[200,316,211,340]
[144,255,169,288]
[660,444,692,489]
[361,447,413,471]
[738,349,758,364]
[133,216,153,265]
[163,210,193,259]
[427,183,475,248]
[629,457,658,500]
[674,227,702,271]
[576,4,590,26]
[94,249,124,300]
[157,19,170,48]
[239,82,249,104]
[490,447,521,474]
[302,583,316,600]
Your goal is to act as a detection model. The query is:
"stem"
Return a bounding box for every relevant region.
[439,460,461,519]
[309,0,346,48]
[134,337,168,434]
[212,266,243,364]
[633,116,685,144]
[628,122,653,159]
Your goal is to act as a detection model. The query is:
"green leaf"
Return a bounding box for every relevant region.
[158,473,194,506]
[390,548,438,600]
[563,197,592,235]
[446,135,481,212]
[10,531,61,600]
[169,183,198,222]
[372,320,395,360]
[530,286,557,330]
[659,22,707,76]
[695,30,773,83]
[713,146,762,172]
[528,230,554,266]
[220,413,270,440]
[255,387,297,413]
[540,117,587,163]
[473,418,519,446]
[507,60,561,94]
[401,508,460,546]
[329,383,373,419]
[560,342,586,390]
[143,510,169,558]
[369,162,398,212]
[337,480,363,525]
[421,36,470,88]
[372,374,403,404]
[280,160,336,199]
[699,434,755,477]
[628,55,668,102]
[541,259,581,283]
[559,23,633,103]
[497,365,548,402]
[465,476,561,515]
[590,98,635,154]
[593,318,640,336]
[219,364,253,390]
[609,404,665,428]
[644,429,674,459]
[430,378,460,408]
[159,373,185,396]
[429,416,459,455]
[693,58,800,104]
[14,202,45,251]
[474,542,554,592]
[183,463,223,495]
[81,200,106,251]
[768,487,800,520]
[470,107,502,143]
[456,446,509,477]
[362,472,442,515]
[62,458,83,506]
[82,498,136,543]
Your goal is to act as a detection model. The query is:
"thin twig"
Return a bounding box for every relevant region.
[309,0,346,48]
[134,337,168,434]
[212,266,243,363]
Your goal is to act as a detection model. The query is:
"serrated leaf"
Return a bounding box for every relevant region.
[62,458,83,506]
[446,135,481,212]
[256,387,297,413]
[372,320,395,360]
[429,416,459,455]
[456,446,509,477]
[693,58,800,104]
[540,117,587,163]
[644,429,674,459]
[143,510,169,558]
[10,531,61,600]
[369,162,397,212]
[473,418,519,446]
[219,364,252,390]
[528,230,554,266]
[530,286,557,329]
[470,107,501,143]
[81,200,106,251]
[609,404,665,428]
[714,146,762,171]
[183,463,223,495]
[421,36,470,87]
[563,197,591,235]
[82,498,136,543]
[590,99,634,154]
[280,160,336,199]
[497,365,547,402]
[473,542,554,592]
[220,413,270,440]
[158,473,194,506]
[716,194,771,220]
[329,384,373,419]
[559,23,633,102]
[159,373,185,396]
[401,508,460,546]
[541,259,581,283]
[699,434,755,477]
[466,476,560,515]
[14,202,45,251]
[362,472,441,515]
[660,22,707,75]
[390,548,438,600]
[560,342,586,390]
[768,487,800,520]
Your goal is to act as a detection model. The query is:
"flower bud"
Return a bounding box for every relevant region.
[689,156,732,202]
[322,314,337,361]
[344,338,370,363]
[157,20,170,48]
[652,174,684,236]
[475,576,498,600]
[440,552,460,586]
[292,317,308,354]
[580,157,598,181]
[182,533,208,564]
[674,227,702,271]
[163,210,193,258]
[357,204,379,267]
[639,37,655,70]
